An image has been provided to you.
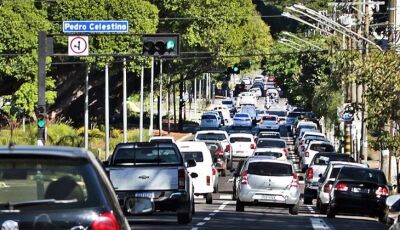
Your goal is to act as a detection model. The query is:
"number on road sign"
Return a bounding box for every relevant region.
[68,36,89,56]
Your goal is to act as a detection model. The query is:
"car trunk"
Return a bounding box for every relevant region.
[246,162,293,193]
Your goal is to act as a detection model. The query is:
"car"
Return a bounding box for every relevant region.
[254,76,264,83]
[286,112,303,132]
[301,140,335,169]
[149,136,176,143]
[249,87,262,98]
[241,77,252,85]
[303,153,355,205]
[0,146,130,229]
[327,167,389,221]
[240,105,257,124]
[256,109,268,122]
[230,133,256,158]
[252,149,287,161]
[177,141,216,204]
[238,94,257,106]
[316,161,368,214]
[194,130,233,170]
[200,113,220,129]
[235,157,300,215]
[266,110,288,124]
[294,121,319,139]
[221,98,236,115]
[295,130,325,152]
[213,105,232,126]
[204,111,223,126]
[297,135,327,158]
[230,159,246,200]
[258,115,280,131]
[105,142,196,224]
[255,138,288,158]
[232,113,252,128]
[204,141,228,177]
[257,131,281,139]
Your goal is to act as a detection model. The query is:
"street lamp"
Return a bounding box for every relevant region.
[281,12,333,36]
[282,31,323,50]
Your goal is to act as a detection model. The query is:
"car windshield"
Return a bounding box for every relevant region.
[254,152,282,158]
[113,147,182,165]
[0,156,103,210]
[305,137,325,143]
[247,162,292,176]
[263,116,277,121]
[202,115,216,120]
[257,139,286,148]
[181,152,204,163]
[310,144,334,152]
[196,133,227,141]
[313,154,354,165]
[288,112,302,118]
[338,168,387,184]
[230,137,252,143]
[299,125,317,130]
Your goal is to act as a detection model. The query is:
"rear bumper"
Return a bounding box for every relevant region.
[304,186,318,199]
[332,195,386,215]
[238,186,300,205]
[232,150,253,158]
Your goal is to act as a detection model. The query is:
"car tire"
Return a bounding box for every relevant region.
[289,201,299,215]
[192,198,195,215]
[221,168,226,177]
[206,193,213,204]
[236,199,244,212]
[227,160,233,170]
[177,203,193,224]
[326,204,336,218]
[232,192,236,200]
[319,204,328,214]
[303,197,313,205]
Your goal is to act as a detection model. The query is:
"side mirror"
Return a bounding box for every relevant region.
[186,159,197,168]
[190,172,198,178]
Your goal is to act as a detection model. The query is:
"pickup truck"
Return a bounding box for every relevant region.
[104,142,197,224]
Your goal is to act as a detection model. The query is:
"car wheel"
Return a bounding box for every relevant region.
[236,199,244,212]
[206,193,213,204]
[319,204,328,214]
[326,204,336,218]
[221,168,226,177]
[289,201,299,215]
[177,203,193,224]
[213,184,218,193]
[303,197,313,205]
[232,191,236,200]
[227,160,233,170]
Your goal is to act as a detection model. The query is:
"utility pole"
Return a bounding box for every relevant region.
[84,65,90,149]
[122,58,127,143]
[105,64,110,159]
[389,0,397,44]
[159,59,163,136]
[149,57,154,137]
[139,64,144,141]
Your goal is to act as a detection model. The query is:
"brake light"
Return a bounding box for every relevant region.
[212,168,216,176]
[306,167,313,180]
[291,173,299,187]
[240,171,248,184]
[225,144,231,152]
[250,143,255,149]
[178,169,186,190]
[376,187,389,197]
[206,176,211,186]
[335,183,349,191]
[323,183,332,193]
[305,151,309,157]
[215,150,224,155]
[283,148,288,156]
[92,212,120,230]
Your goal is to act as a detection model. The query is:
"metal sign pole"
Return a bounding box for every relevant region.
[194,77,197,120]
[139,63,144,141]
[37,31,47,146]
[123,58,127,143]
[159,59,163,136]
[149,56,154,137]
[84,65,90,149]
[105,64,110,159]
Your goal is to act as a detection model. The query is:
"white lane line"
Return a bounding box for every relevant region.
[209,213,216,216]
[203,217,211,221]
[213,209,220,213]
[307,205,319,217]
[191,228,198,230]
[310,217,331,230]
[197,222,205,226]
[219,194,232,200]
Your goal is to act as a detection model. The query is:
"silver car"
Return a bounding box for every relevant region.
[235,157,300,215]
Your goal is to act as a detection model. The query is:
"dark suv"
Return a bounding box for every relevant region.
[0,146,130,230]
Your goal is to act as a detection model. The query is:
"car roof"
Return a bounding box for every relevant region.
[235,113,250,116]
[308,140,332,145]
[229,133,253,138]
[259,131,280,134]
[149,136,175,141]
[177,141,208,150]
[195,130,228,135]
[248,156,291,165]
[329,161,368,168]
[0,146,91,159]
[302,131,324,136]
[257,138,285,142]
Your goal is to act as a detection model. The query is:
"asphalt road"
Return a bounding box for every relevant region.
[128,98,389,230]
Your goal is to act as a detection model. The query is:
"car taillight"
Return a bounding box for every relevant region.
[215,150,224,155]
[376,187,389,197]
[335,183,348,191]
[250,143,255,149]
[206,175,211,186]
[306,167,313,180]
[92,212,120,230]
[178,169,186,190]
[212,168,216,176]
[283,148,288,156]
[225,144,230,152]
[240,171,248,185]
[305,151,309,157]
[291,173,299,187]
[323,183,332,193]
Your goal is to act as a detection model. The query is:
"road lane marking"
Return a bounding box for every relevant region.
[213,209,220,213]
[219,194,232,200]
[197,222,205,226]
[191,228,198,230]
[209,213,216,216]
[310,217,331,230]
[203,217,211,221]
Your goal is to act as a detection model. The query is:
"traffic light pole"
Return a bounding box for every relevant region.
[139,63,144,141]
[159,59,163,136]
[37,31,47,146]
[149,57,155,137]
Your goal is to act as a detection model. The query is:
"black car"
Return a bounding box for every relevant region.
[0,146,130,230]
[327,166,389,221]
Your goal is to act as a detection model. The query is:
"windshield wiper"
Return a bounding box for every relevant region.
[0,199,78,210]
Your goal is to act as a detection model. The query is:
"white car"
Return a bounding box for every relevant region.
[252,148,287,161]
[233,113,252,128]
[259,115,280,131]
[222,98,235,110]
[249,88,262,97]
[255,138,288,158]
[214,105,232,126]
[256,109,268,122]
[200,113,220,129]
[204,111,222,125]
[149,136,176,143]
[301,141,335,168]
[177,141,215,204]
[238,93,257,106]
[230,133,255,158]
[297,131,326,154]
[253,76,264,83]
[241,77,252,85]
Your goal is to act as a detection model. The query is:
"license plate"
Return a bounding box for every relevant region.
[352,188,369,193]
[266,126,271,129]
[135,192,155,199]
[254,195,275,200]
[236,151,244,154]
[207,120,212,123]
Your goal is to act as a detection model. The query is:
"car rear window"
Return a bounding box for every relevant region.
[330,167,341,178]
[267,111,287,117]
[257,139,286,148]
[181,152,204,163]
[222,101,232,105]
[202,115,216,120]
[113,147,181,165]
[263,116,277,121]
[254,152,282,158]
[305,137,325,143]
[313,154,354,165]
[338,167,387,184]
[196,133,227,141]
[0,156,103,210]
[230,137,251,143]
[247,162,292,176]
[235,114,249,118]
[258,133,280,138]
[310,144,334,152]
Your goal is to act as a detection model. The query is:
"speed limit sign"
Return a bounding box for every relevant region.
[68,36,89,56]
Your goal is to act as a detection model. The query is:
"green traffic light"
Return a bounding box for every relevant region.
[37,120,46,128]
[166,40,175,50]
[233,66,239,72]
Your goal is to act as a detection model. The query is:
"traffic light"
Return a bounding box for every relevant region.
[142,34,180,56]
[233,64,240,74]
[37,106,46,128]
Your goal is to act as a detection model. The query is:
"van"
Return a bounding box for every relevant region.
[177,141,215,204]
